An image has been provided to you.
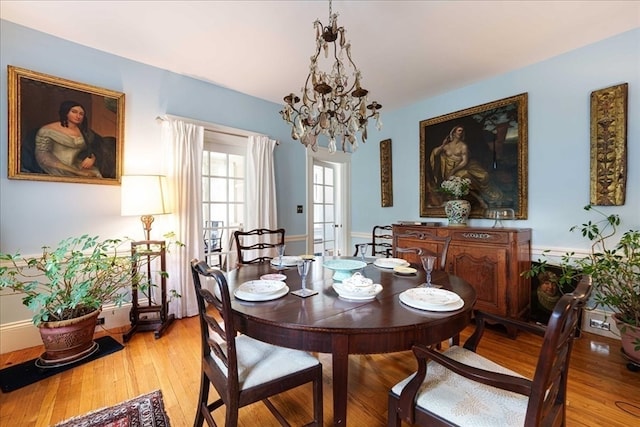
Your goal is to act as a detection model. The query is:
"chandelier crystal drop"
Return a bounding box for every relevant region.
[280,0,382,153]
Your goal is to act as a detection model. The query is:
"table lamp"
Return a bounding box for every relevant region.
[121,175,170,240]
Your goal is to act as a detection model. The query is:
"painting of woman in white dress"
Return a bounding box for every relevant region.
[8,66,124,185]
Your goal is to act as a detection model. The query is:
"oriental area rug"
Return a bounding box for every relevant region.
[0,335,123,392]
[53,390,171,427]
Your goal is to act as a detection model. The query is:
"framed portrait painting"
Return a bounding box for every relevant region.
[419,93,528,219]
[8,66,125,185]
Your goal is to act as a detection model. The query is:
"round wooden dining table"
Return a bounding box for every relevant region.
[225,257,477,426]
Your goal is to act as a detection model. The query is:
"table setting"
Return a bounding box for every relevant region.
[332,272,382,301]
[233,279,290,302]
[398,287,464,312]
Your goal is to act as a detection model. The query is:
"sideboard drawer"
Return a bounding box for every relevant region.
[449,230,510,245]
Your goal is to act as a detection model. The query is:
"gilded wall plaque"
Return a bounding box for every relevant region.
[590,83,628,205]
[380,139,393,207]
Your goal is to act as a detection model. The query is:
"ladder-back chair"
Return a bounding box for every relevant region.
[190,259,323,426]
[233,228,285,266]
[388,275,592,427]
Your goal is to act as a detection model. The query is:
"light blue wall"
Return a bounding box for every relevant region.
[1,21,638,263]
[352,28,639,252]
[0,20,310,255]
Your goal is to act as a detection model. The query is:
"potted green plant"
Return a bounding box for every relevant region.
[0,234,178,365]
[525,205,640,364]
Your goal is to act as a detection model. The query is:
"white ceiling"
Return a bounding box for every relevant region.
[1,1,638,111]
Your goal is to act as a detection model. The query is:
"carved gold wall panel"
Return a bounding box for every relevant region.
[590,83,628,206]
[380,139,393,207]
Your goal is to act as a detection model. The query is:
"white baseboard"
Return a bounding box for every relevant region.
[0,303,132,354]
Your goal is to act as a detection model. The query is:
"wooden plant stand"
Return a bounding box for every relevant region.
[123,240,174,342]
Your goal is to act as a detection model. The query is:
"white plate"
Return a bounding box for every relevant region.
[234,285,290,302]
[332,282,382,300]
[374,258,410,269]
[270,256,302,266]
[237,280,286,295]
[394,266,417,275]
[399,288,464,312]
[260,273,287,281]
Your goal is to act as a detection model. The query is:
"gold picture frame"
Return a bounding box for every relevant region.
[380,139,393,207]
[419,93,528,219]
[8,66,125,185]
[590,83,628,206]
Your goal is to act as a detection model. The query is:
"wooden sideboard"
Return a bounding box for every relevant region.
[392,224,532,325]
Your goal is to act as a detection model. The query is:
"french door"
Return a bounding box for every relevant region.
[306,149,350,256]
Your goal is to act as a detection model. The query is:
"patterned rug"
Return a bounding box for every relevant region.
[53,390,171,427]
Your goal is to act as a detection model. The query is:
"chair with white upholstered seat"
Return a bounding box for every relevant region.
[387,275,592,427]
[190,259,323,427]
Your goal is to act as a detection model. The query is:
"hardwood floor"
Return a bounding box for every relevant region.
[1,316,639,426]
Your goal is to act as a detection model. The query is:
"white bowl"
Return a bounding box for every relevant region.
[333,282,382,300]
[341,272,375,294]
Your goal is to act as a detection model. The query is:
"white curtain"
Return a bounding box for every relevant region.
[229,135,278,265]
[162,119,204,318]
[246,135,278,229]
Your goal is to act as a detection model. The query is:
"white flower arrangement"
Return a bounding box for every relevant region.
[439,176,471,198]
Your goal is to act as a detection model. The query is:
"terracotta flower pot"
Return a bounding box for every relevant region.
[613,313,640,365]
[37,309,100,367]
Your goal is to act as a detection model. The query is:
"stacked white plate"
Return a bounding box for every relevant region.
[374,257,410,269]
[260,273,287,281]
[399,287,464,311]
[332,282,383,301]
[270,256,302,267]
[234,279,289,301]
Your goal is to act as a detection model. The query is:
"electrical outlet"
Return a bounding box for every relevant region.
[96,317,105,325]
[297,205,303,214]
[589,318,610,331]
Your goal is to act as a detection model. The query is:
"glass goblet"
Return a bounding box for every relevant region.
[356,243,369,262]
[292,259,316,297]
[274,244,286,270]
[420,255,437,287]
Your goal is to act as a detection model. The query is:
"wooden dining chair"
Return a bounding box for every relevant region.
[233,228,285,265]
[393,232,451,270]
[203,220,224,267]
[353,225,393,257]
[190,259,323,427]
[388,275,592,427]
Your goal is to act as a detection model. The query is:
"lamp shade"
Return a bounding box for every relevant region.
[121,175,170,216]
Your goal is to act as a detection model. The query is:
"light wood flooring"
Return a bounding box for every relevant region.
[1,316,639,426]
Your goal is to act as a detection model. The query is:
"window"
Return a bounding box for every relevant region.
[202,130,246,268]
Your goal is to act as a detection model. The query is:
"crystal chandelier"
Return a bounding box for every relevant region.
[280,0,382,153]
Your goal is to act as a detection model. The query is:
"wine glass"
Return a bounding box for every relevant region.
[292,259,316,297]
[420,255,436,287]
[274,244,286,270]
[356,243,369,262]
